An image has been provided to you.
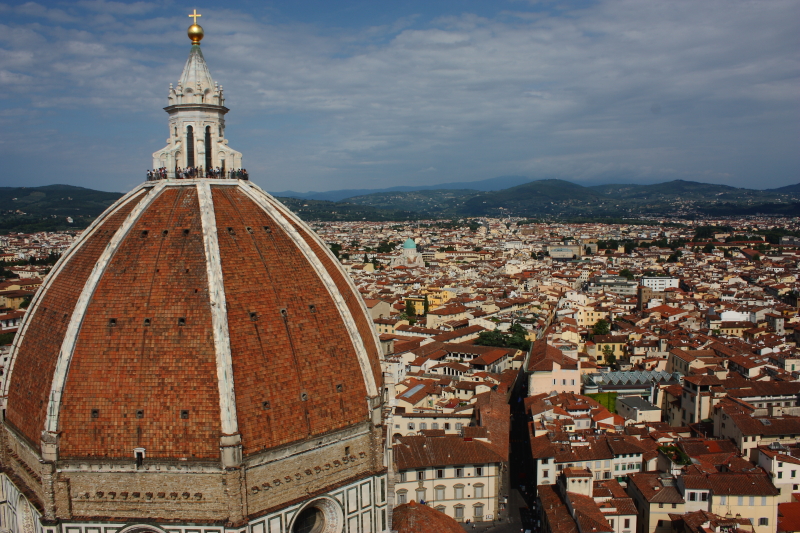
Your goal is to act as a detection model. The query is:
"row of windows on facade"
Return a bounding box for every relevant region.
[399,422,464,431]
[541,455,641,465]
[396,484,485,503]
[658,518,769,527]
[710,396,794,409]
[414,501,485,520]
[736,434,797,442]
[399,466,484,481]
[776,465,799,479]
[396,496,487,521]
[608,518,631,530]
[543,464,641,479]
[717,495,772,506]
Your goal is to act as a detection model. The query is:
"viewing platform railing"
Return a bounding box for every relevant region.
[146,168,249,181]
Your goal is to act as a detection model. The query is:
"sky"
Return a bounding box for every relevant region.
[0,0,798,193]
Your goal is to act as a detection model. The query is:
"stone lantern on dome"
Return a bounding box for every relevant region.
[152,12,242,177]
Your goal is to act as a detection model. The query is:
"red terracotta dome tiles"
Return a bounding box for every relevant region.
[295,228,384,389]
[5,188,148,450]
[58,187,220,459]
[264,197,383,389]
[5,181,383,462]
[210,186,370,455]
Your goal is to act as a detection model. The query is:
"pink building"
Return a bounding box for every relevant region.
[526,340,581,396]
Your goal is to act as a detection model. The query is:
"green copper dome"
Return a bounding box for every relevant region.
[402,238,416,249]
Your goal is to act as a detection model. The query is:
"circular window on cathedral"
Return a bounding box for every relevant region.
[293,507,324,533]
[290,497,343,533]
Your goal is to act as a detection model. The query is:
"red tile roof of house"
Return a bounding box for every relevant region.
[392,501,463,533]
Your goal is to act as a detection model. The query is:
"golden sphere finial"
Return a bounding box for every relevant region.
[187,9,203,45]
[188,23,204,44]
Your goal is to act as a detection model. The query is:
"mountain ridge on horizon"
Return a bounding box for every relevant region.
[268,175,533,202]
[339,177,800,219]
[1,179,800,230]
[270,176,800,202]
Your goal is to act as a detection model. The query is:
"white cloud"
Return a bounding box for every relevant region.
[76,0,157,16]
[14,2,78,22]
[0,0,797,192]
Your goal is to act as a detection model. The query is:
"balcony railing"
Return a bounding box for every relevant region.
[146,168,249,181]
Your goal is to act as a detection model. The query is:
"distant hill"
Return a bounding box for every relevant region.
[453,179,800,217]
[461,179,602,213]
[269,175,532,202]
[342,178,800,218]
[1,179,799,229]
[587,180,769,200]
[273,196,420,222]
[769,183,800,194]
[0,185,124,232]
[341,189,480,216]
[0,185,123,217]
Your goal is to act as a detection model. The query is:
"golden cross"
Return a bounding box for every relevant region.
[188,9,202,24]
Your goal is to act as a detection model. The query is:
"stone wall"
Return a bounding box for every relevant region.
[0,471,389,533]
[1,417,387,528]
[243,425,381,517]
[62,469,229,521]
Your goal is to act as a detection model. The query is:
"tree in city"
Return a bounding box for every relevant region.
[0,331,15,346]
[405,300,416,317]
[475,329,507,347]
[602,345,616,368]
[666,250,683,263]
[619,269,634,281]
[592,319,610,336]
[475,323,531,351]
[376,240,396,254]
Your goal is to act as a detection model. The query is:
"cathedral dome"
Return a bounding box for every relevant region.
[3,179,383,463]
[0,20,389,529]
[402,238,416,249]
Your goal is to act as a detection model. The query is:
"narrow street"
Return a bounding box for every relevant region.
[462,379,535,533]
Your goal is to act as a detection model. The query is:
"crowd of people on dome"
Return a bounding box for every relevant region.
[146,167,249,181]
[147,168,169,180]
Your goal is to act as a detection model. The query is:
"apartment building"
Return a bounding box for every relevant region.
[393,435,504,523]
[530,434,646,489]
